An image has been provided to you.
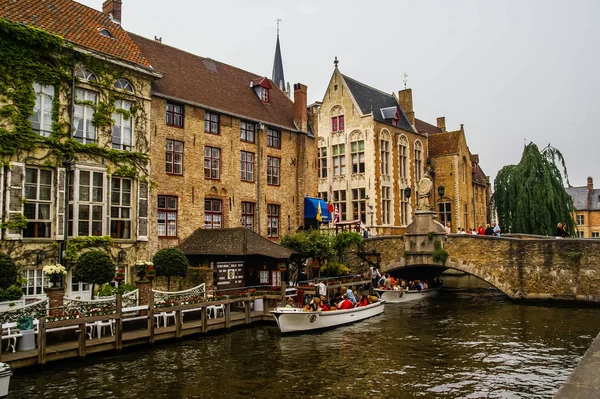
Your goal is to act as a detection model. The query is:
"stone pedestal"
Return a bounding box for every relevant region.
[404,210,446,257]
[45,287,65,316]
[136,280,150,306]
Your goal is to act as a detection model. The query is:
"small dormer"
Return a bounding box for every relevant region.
[380,106,400,127]
[251,77,272,103]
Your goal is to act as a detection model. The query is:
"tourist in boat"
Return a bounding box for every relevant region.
[369,266,381,290]
[320,296,329,311]
[357,294,368,307]
[315,278,328,299]
[285,297,295,308]
[338,295,354,310]
[342,286,357,304]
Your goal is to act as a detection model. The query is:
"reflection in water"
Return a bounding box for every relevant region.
[10,277,600,398]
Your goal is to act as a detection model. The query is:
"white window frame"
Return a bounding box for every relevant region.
[382,186,391,225]
[29,83,54,137]
[22,269,46,297]
[332,144,346,176]
[318,147,327,178]
[74,88,97,144]
[110,177,133,239]
[112,99,133,151]
[399,135,409,180]
[351,140,365,174]
[69,273,91,300]
[69,168,106,237]
[592,232,599,238]
[380,139,390,176]
[577,215,584,225]
[23,167,53,239]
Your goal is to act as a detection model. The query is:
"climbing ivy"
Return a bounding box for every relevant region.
[64,235,114,262]
[432,241,448,264]
[0,213,28,231]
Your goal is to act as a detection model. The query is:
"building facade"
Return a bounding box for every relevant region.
[566,177,600,238]
[311,65,427,235]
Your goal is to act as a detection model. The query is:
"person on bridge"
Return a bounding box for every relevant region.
[484,224,494,235]
[492,221,501,236]
[369,266,381,290]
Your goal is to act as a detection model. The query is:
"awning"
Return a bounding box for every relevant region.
[304,197,331,223]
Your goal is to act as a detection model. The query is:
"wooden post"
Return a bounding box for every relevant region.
[245,297,251,324]
[148,289,155,344]
[224,297,231,329]
[201,306,208,333]
[37,317,46,365]
[281,281,287,305]
[175,301,182,339]
[262,297,269,316]
[78,321,86,358]
[115,292,123,350]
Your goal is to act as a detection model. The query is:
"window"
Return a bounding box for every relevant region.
[332,144,346,176]
[380,139,390,176]
[70,274,91,300]
[114,78,132,91]
[351,140,365,174]
[577,231,584,238]
[112,99,133,151]
[166,102,184,127]
[577,215,584,225]
[331,115,345,132]
[240,121,255,143]
[74,88,97,144]
[240,151,254,182]
[382,186,391,225]
[22,269,46,296]
[592,232,599,238]
[399,136,409,179]
[333,190,347,221]
[271,270,282,286]
[75,67,97,82]
[204,146,221,180]
[261,87,270,103]
[165,139,184,175]
[415,140,423,181]
[464,203,468,229]
[242,202,255,231]
[99,28,113,38]
[204,111,219,134]
[267,204,280,238]
[158,195,178,237]
[462,157,467,183]
[267,128,281,149]
[23,168,52,238]
[400,188,409,226]
[204,199,222,229]
[70,170,104,237]
[267,156,280,185]
[29,83,54,137]
[259,270,269,284]
[318,147,327,178]
[318,192,328,203]
[438,201,452,226]
[352,188,367,223]
[110,177,132,239]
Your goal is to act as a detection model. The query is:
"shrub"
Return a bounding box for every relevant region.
[0,285,24,301]
[73,251,115,294]
[0,253,18,289]
[153,248,189,290]
[320,261,350,277]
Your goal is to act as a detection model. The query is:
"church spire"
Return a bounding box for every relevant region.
[272,18,288,97]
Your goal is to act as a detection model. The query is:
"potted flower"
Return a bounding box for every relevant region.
[114,268,125,283]
[42,264,67,288]
[146,265,156,281]
[134,260,153,280]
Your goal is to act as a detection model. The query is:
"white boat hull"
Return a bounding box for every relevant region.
[271,300,385,333]
[374,287,440,303]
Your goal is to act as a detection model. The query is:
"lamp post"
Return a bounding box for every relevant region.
[117,249,127,265]
[437,185,445,224]
[36,249,46,266]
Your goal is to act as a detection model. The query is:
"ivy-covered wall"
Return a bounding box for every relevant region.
[0,19,156,271]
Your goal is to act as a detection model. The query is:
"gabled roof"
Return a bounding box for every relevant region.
[0,0,151,68]
[415,118,443,135]
[178,228,295,259]
[428,131,461,157]
[130,33,301,132]
[341,74,415,132]
[566,187,600,211]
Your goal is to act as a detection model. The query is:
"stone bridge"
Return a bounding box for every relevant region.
[350,234,600,303]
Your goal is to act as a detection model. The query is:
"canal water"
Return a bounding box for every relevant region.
[10,276,600,399]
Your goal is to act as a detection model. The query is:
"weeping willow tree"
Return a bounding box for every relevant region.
[493,142,575,235]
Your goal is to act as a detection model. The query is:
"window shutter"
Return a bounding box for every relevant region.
[137,180,148,241]
[56,167,66,240]
[5,162,24,240]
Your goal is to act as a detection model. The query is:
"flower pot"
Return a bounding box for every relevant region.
[146,274,155,282]
[114,275,124,283]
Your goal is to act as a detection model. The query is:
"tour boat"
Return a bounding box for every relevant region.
[374,286,441,303]
[271,300,385,333]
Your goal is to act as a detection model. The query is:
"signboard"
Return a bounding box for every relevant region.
[216,261,245,289]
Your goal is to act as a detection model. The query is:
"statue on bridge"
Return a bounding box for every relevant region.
[417,177,433,211]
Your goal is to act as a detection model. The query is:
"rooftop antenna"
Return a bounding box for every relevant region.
[403,72,408,89]
[277,18,281,36]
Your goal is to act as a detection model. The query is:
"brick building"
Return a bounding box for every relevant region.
[0,0,159,298]
[416,118,491,232]
[311,63,427,234]
[566,177,600,238]
[129,33,316,255]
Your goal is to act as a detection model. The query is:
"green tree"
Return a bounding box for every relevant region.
[73,251,115,295]
[0,253,18,289]
[332,231,363,262]
[152,248,189,291]
[493,142,575,235]
[280,230,336,280]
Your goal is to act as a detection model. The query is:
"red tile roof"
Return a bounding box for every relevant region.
[130,33,301,131]
[428,131,461,157]
[415,118,443,135]
[0,0,151,68]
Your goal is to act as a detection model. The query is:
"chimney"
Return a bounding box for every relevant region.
[102,0,122,24]
[398,89,414,126]
[436,117,446,132]
[293,83,308,131]
[588,176,593,192]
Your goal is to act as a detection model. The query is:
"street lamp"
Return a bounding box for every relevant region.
[438,185,445,198]
[117,249,127,265]
[36,249,46,266]
[404,187,411,199]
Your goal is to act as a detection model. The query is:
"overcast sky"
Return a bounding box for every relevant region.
[80,0,600,188]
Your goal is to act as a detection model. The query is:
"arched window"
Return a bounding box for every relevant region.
[398,135,409,179]
[330,105,345,132]
[414,140,423,181]
[75,67,97,82]
[114,78,133,92]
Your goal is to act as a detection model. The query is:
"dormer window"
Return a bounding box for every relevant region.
[99,28,113,38]
[251,77,272,104]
